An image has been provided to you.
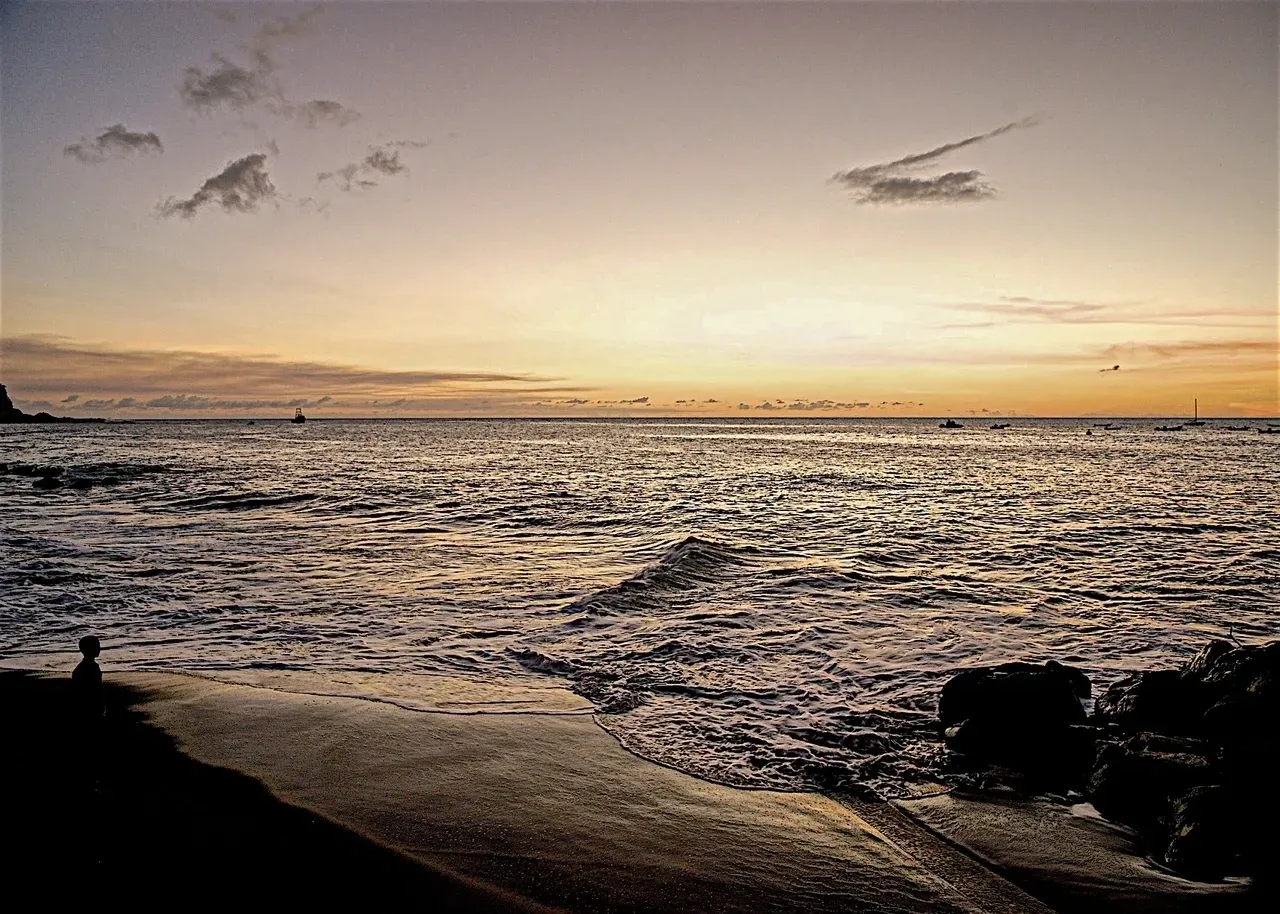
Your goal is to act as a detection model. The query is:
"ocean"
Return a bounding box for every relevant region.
[3,418,1277,797]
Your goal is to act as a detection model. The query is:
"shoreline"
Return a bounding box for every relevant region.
[2,669,1267,911]
[2,665,1039,906]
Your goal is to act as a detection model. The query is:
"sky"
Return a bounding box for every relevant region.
[1,0,1276,418]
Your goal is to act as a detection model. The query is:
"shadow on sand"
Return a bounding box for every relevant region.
[0,671,538,908]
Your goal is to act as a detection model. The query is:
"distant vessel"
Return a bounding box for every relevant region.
[1260,427,1280,435]
[1155,424,1185,431]
[939,419,964,429]
[1187,399,1205,427]
[291,408,306,425]
[247,420,256,426]
[989,423,1011,430]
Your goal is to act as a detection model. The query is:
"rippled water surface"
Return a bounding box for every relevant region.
[3,419,1277,796]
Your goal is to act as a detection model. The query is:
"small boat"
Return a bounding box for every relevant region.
[989,423,1011,429]
[247,420,256,426]
[1260,427,1280,435]
[1091,422,1111,428]
[291,408,306,424]
[1155,424,1185,431]
[939,419,964,429]
[1187,399,1205,427]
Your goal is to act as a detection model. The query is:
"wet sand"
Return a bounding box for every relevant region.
[3,670,1265,912]
[896,793,1256,914]
[5,670,1045,912]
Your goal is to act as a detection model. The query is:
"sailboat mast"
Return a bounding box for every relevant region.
[1194,398,1198,421]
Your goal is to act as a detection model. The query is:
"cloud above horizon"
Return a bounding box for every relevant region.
[64,124,164,164]
[157,153,276,219]
[318,141,426,191]
[941,295,1276,329]
[831,116,1040,205]
[2,336,564,403]
[180,7,359,129]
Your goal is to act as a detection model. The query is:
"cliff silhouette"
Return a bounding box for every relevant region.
[0,384,105,423]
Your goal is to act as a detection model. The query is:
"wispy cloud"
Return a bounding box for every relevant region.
[157,153,276,219]
[64,124,163,164]
[284,99,361,128]
[2,336,562,405]
[941,296,1273,329]
[181,8,358,128]
[831,116,1040,205]
[1101,339,1277,360]
[318,141,426,192]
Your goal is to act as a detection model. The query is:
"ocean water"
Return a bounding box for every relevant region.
[3,418,1278,797]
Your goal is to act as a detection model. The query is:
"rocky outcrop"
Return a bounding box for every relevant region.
[0,383,104,423]
[936,640,1280,882]
[1089,640,1280,881]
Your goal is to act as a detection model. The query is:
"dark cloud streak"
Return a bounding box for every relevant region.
[64,124,163,164]
[831,116,1040,205]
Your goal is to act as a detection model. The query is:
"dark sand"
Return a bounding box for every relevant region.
[4,670,1267,912]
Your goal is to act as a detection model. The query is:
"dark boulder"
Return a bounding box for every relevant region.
[67,477,95,491]
[946,718,1099,783]
[1162,785,1237,881]
[939,660,1090,729]
[1087,732,1215,829]
[32,476,62,491]
[939,661,1093,783]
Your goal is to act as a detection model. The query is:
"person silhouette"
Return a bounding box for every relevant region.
[72,635,104,723]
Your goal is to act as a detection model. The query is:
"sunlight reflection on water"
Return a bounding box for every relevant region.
[3,418,1278,796]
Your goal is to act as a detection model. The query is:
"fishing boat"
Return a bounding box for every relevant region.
[1187,399,1205,427]
[989,423,1011,429]
[291,407,306,424]
[939,419,964,429]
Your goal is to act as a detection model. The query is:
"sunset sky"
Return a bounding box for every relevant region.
[2,1,1276,417]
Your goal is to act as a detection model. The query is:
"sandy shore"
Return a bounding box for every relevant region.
[2,669,1266,911]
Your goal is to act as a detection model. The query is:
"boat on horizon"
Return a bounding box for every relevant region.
[939,419,964,429]
[1187,399,1205,427]
[1155,424,1185,431]
[291,408,306,425]
[989,423,1011,430]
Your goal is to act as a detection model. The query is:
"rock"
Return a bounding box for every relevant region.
[68,477,94,491]
[939,661,1094,784]
[1162,785,1237,880]
[939,660,1090,730]
[32,476,62,491]
[1094,669,1210,735]
[9,463,39,476]
[0,383,105,424]
[35,465,64,478]
[946,718,1099,782]
[1184,639,1234,678]
[1087,733,1216,829]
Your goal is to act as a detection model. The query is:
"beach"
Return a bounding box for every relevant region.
[4,669,1265,912]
